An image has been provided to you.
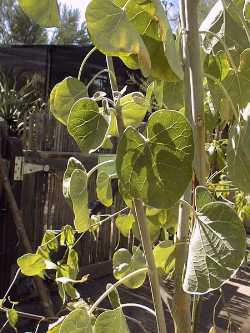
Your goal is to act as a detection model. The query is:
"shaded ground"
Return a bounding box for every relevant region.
[1,264,250,332]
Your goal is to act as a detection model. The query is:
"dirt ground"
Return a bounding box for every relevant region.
[1,264,250,333]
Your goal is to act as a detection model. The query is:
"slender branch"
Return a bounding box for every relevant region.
[78,47,97,81]
[72,207,129,248]
[2,269,21,304]
[119,303,156,317]
[133,199,167,333]
[185,0,206,185]
[86,69,117,91]
[89,268,148,314]
[87,160,115,178]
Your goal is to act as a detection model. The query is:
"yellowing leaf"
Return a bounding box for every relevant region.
[19,0,60,27]
[17,253,45,277]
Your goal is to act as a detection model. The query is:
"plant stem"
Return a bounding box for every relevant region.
[170,2,193,333]
[133,199,167,333]
[78,47,97,81]
[106,55,167,333]
[172,187,192,333]
[184,1,207,331]
[185,0,206,186]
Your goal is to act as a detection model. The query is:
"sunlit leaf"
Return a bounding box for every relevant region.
[63,158,89,233]
[94,308,129,333]
[60,309,93,333]
[50,77,87,126]
[7,309,18,330]
[115,215,135,237]
[69,169,89,233]
[183,202,246,294]
[120,92,148,127]
[113,247,147,288]
[37,230,58,260]
[19,0,60,27]
[153,241,175,275]
[60,225,75,248]
[107,284,121,309]
[68,98,109,154]
[116,110,194,208]
[17,253,45,277]
[86,0,151,75]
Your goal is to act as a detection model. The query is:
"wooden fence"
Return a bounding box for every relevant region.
[0,110,134,293]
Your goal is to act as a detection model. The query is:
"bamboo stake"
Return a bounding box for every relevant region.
[0,157,54,317]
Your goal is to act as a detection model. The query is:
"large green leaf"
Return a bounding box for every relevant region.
[86,0,151,75]
[17,253,45,277]
[67,98,109,154]
[153,241,175,275]
[96,172,113,207]
[19,0,60,27]
[50,77,87,126]
[113,247,147,289]
[183,202,246,294]
[227,111,250,194]
[86,0,182,80]
[116,110,194,208]
[94,308,129,333]
[69,169,89,233]
[60,309,93,333]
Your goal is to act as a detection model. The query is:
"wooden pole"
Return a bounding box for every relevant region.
[0,157,54,317]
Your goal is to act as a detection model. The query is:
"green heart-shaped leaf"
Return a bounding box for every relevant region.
[60,308,93,333]
[68,98,110,154]
[94,308,129,333]
[86,0,151,75]
[17,253,45,277]
[50,77,88,126]
[19,0,60,27]
[183,202,246,294]
[116,110,194,208]
[113,247,147,289]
